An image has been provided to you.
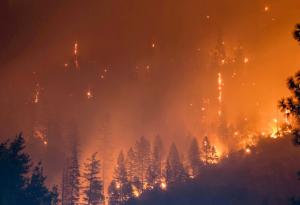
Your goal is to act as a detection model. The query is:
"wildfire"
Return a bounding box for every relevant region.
[161,182,166,189]
[246,148,250,153]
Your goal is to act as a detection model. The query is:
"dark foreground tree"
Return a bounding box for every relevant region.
[293,23,300,44]
[83,152,104,205]
[278,71,300,147]
[0,133,32,205]
[24,161,52,205]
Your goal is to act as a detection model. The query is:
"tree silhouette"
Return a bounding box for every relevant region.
[134,136,151,192]
[0,133,32,205]
[82,152,104,205]
[24,161,52,205]
[278,71,300,147]
[293,23,300,45]
[125,147,136,182]
[188,137,201,177]
[114,150,128,203]
[201,136,211,166]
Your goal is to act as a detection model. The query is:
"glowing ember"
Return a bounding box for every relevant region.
[87,91,92,98]
[35,84,40,103]
[265,7,268,11]
[246,148,250,153]
[244,58,248,63]
[65,64,68,67]
[44,141,47,145]
[152,43,155,48]
[207,15,209,19]
[161,182,166,189]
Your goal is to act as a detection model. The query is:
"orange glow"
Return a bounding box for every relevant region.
[265,7,268,11]
[244,58,248,63]
[152,43,155,48]
[246,148,250,153]
[87,91,92,98]
[161,182,166,189]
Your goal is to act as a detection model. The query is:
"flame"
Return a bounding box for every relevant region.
[161,182,166,189]
[246,148,250,153]
[152,43,155,48]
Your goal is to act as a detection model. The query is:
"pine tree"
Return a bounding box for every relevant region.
[61,158,71,205]
[51,185,60,205]
[67,120,81,205]
[108,180,119,205]
[134,136,151,192]
[0,133,32,205]
[82,152,104,205]
[167,143,184,183]
[201,136,211,166]
[145,166,155,190]
[114,150,128,203]
[98,113,114,202]
[188,137,201,177]
[163,159,172,188]
[153,134,165,181]
[152,146,160,185]
[125,147,136,182]
[24,161,52,205]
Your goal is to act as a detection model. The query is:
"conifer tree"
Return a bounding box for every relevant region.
[188,137,201,176]
[114,150,128,202]
[163,159,172,187]
[167,143,182,182]
[201,136,211,166]
[108,180,119,205]
[125,147,135,182]
[145,166,155,190]
[0,133,32,205]
[24,161,52,205]
[134,136,151,192]
[83,152,104,205]
[152,146,160,184]
[67,120,81,205]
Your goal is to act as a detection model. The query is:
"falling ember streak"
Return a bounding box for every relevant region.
[218,73,222,103]
[75,41,79,69]
[152,43,155,48]
[35,84,40,103]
